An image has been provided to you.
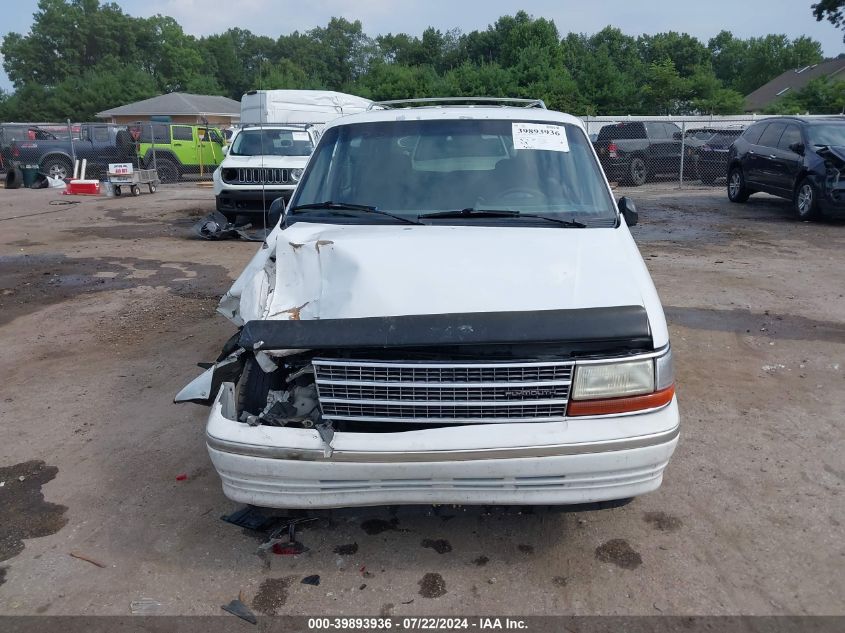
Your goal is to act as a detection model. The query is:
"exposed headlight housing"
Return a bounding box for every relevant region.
[572,359,654,400]
[568,348,675,416]
[291,168,304,182]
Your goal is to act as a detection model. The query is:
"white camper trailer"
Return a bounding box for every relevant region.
[239,90,374,125]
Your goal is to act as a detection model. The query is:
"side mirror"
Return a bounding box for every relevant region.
[221,145,229,155]
[789,142,805,155]
[267,197,286,228]
[618,196,638,226]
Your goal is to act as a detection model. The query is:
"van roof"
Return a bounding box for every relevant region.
[323,105,586,132]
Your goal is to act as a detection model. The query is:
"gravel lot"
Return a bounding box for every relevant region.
[0,183,843,616]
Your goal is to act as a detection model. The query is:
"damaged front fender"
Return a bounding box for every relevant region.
[174,351,245,405]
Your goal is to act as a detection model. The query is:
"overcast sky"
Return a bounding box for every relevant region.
[2,0,843,92]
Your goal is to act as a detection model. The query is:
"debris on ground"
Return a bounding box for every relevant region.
[271,541,307,556]
[301,574,320,586]
[129,598,163,615]
[221,506,279,532]
[175,473,188,481]
[220,506,318,556]
[193,211,269,241]
[258,517,317,554]
[69,551,106,568]
[221,591,257,625]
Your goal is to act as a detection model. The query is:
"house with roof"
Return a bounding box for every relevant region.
[96,92,240,127]
[744,57,845,113]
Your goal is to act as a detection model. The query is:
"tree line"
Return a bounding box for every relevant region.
[0,0,840,122]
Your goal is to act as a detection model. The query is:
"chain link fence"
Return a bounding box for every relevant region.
[3,113,838,192]
[0,120,225,183]
[580,115,770,190]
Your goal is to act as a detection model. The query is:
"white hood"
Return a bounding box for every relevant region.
[219,222,668,347]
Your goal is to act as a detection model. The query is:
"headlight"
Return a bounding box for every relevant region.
[291,168,303,182]
[572,359,654,400]
[568,348,675,416]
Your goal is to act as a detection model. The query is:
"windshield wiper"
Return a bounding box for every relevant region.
[289,201,422,225]
[418,208,586,228]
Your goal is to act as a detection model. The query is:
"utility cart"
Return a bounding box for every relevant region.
[107,163,159,196]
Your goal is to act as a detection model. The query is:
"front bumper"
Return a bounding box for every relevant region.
[216,188,292,214]
[819,187,845,218]
[205,383,680,508]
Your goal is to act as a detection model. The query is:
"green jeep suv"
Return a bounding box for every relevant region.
[134,123,226,182]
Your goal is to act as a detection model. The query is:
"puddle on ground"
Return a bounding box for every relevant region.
[595,539,642,570]
[665,306,845,344]
[0,461,68,563]
[418,572,447,598]
[252,576,294,615]
[421,538,452,554]
[0,253,231,326]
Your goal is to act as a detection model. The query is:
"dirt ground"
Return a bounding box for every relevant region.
[0,183,842,617]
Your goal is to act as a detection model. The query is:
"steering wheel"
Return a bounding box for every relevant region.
[496,187,548,201]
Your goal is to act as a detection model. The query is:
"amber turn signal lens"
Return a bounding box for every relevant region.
[567,385,675,416]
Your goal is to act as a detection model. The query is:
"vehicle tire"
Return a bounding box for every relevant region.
[236,355,284,417]
[5,166,23,189]
[149,183,157,193]
[727,167,750,203]
[627,156,647,186]
[154,158,179,184]
[130,184,141,197]
[114,185,122,196]
[794,177,820,221]
[41,157,72,180]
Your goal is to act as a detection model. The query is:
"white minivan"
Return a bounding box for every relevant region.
[177,97,679,509]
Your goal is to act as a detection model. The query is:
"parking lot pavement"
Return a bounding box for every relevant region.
[0,184,843,616]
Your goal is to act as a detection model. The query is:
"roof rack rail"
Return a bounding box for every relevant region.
[239,122,316,129]
[369,97,547,110]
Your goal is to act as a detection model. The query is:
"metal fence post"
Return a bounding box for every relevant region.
[151,123,157,172]
[67,118,76,166]
[679,121,686,189]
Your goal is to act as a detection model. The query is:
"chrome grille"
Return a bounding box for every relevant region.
[229,168,291,185]
[316,363,572,384]
[313,359,573,423]
[318,384,571,402]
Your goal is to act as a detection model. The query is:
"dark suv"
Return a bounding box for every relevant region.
[727,116,845,220]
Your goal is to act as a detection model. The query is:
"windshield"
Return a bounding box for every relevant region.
[807,123,845,147]
[292,119,616,226]
[231,129,314,156]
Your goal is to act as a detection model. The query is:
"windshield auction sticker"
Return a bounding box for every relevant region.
[512,123,569,152]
